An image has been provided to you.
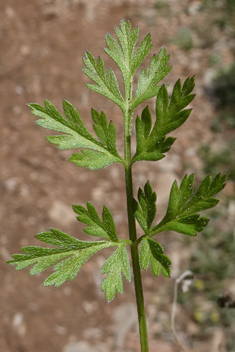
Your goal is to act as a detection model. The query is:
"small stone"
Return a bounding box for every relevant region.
[63,341,89,352]
[63,286,72,296]
[3,178,17,191]
[203,68,217,87]
[188,1,201,16]
[12,105,22,115]
[28,302,39,312]
[82,301,94,314]
[0,247,11,261]
[12,313,26,337]
[81,92,89,106]
[5,6,16,18]
[83,327,101,339]
[42,6,59,20]
[113,213,124,224]
[48,200,75,226]
[20,45,30,56]
[15,86,24,95]
[54,325,67,335]
[185,147,196,157]
[31,75,41,95]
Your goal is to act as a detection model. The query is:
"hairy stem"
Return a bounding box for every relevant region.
[124,105,149,352]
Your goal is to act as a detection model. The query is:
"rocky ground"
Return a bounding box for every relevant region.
[0,1,235,352]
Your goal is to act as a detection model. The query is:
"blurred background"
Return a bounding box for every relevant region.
[0,0,235,351]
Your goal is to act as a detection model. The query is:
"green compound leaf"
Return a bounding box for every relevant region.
[105,20,152,90]
[7,228,113,287]
[140,238,171,277]
[83,20,172,113]
[153,77,195,138]
[69,150,119,170]
[132,77,195,164]
[133,181,157,233]
[91,109,119,157]
[101,244,131,302]
[29,100,123,170]
[132,47,172,110]
[83,51,124,109]
[151,173,227,237]
[73,202,118,242]
[132,106,176,163]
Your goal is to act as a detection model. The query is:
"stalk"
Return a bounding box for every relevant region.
[124,105,149,352]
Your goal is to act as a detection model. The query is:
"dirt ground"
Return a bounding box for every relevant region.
[0,1,234,352]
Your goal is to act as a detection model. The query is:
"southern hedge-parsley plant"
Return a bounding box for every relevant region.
[8,20,226,352]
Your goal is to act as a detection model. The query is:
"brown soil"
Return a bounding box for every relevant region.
[0,1,234,352]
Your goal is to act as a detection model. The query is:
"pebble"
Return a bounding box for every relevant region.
[12,312,24,330]
[0,247,11,261]
[54,325,67,335]
[42,6,59,20]
[82,301,95,314]
[5,6,16,19]
[188,1,202,16]
[3,178,17,191]
[48,200,75,226]
[12,312,26,337]
[15,85,24,95]
[83,327,101,340]
[203,68,217,87]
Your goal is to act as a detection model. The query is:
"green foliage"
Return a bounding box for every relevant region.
[73,202,118,241]
[133,106,176,163]
[84,20,172,113]
[104,20,152,82]
[140,238,171,277]
[133,174,226,248]
[29,100,123,170]
[101,244,131,301]
[8,202,131,300]
[133,181,157,233]
[7,228,112,287]
[150,173,227,237]
[132,77,195,163]
[132,47,172,110]
[9,19,226,316]
[83,51,124,109]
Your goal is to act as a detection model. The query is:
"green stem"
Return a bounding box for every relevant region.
[124,107,149,352]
